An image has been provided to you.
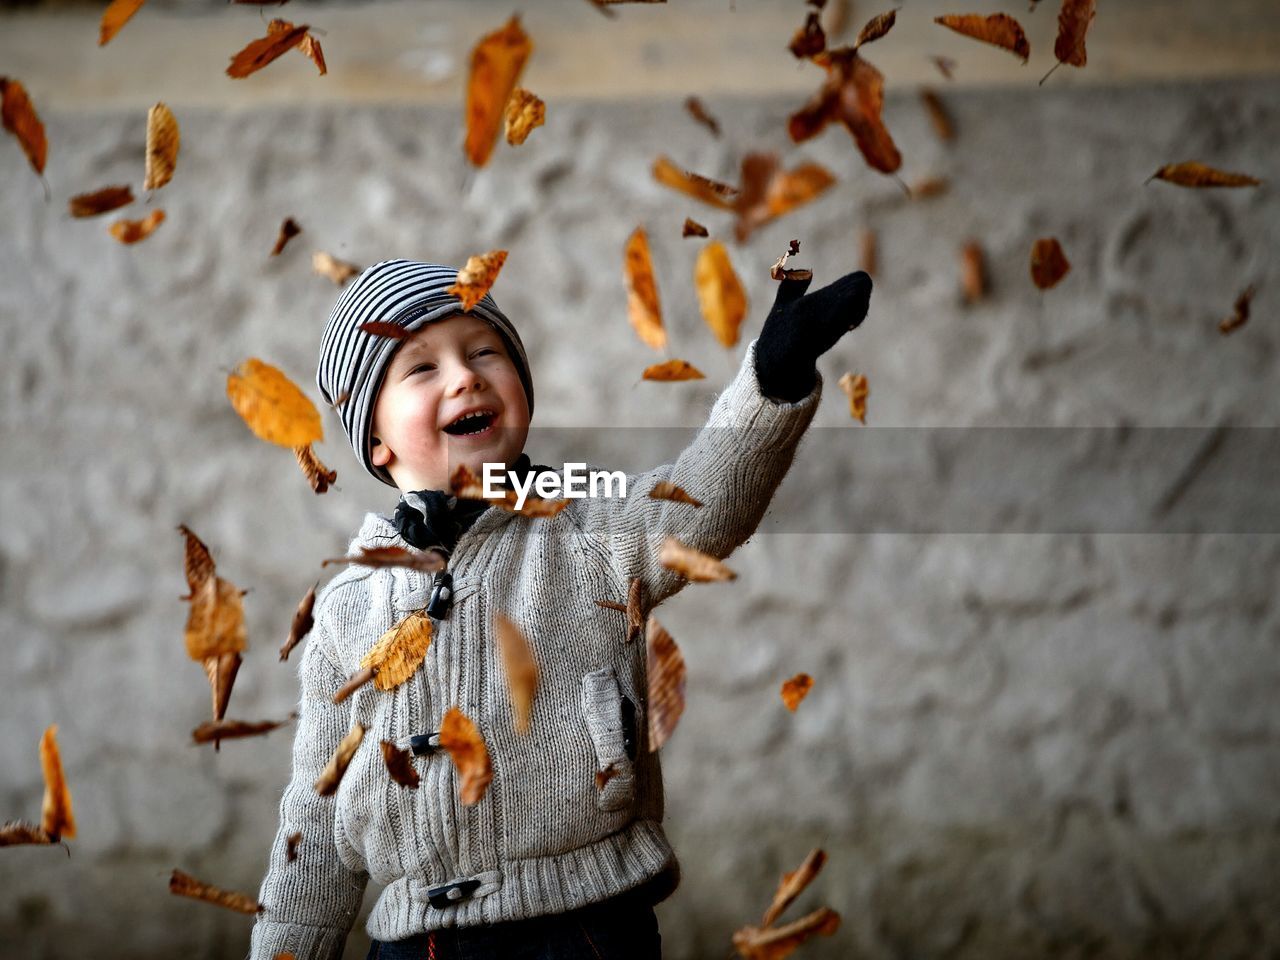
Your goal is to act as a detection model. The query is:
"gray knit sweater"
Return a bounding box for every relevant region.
[248,339,822,958]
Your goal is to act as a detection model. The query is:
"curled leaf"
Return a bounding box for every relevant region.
[464,15,532,167]
[695,241,747,348]
[762,848,828,928]
[170,869,263,914]
[297,31,326,76]
[109,209,165,244]
[624,226,666,351]
[659,535,736,582]
[735,153,836,243]
[652,155,739,210]
[380,741,421,789]
[204,651,241,722]
[684,96,721,137]
[448,250,509,311]
[1053,0,1096,68]
[314,724,365,796]
[68,185,134,218]
[295,443,337,494]
[192,716,291,746]
[1219,285,1256,336]
[789,49,900,176]
[647,481,703,508]
[837,372,868,424]
[854,10,896,48]
[361,611,433,691]
[439,707,493,805]
[643,359,705,382]
[933,13,1030,62]
[227,358,323,448]
[497,613,538,734]
[280,582,318,661]
[0,821,53,847]
[0,77,47,177]
[177,524,215,597]
[321,545,447,574]
[735,907,841,959]
[271,217,301,256]
[682,218,709,238]
[39,725,75,842]
[144,102,179,192]
[227,21,310,79]
[645,615,686,751]
[1030,237,1071,290]
[1148,162,1261,189]
[504,88,545,146]
[780,674,814,711]
[99,0,146,46]
[313,251,361,286]
[770,239,811,282]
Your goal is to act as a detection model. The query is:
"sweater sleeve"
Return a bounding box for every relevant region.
[248,618,368,960]
[574,337,821,609]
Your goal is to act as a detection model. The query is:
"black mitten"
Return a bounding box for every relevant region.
[754,271,873,403]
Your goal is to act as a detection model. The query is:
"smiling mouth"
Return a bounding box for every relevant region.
[441,409,498,437]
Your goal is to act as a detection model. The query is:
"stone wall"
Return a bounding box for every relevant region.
[1,73,1278,958]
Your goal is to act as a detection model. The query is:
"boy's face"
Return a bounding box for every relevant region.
[371,313,530,493]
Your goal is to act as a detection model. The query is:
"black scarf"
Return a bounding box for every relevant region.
[393,453,556,556]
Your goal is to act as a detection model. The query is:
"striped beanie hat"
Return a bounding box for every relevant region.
[316,259,535,488]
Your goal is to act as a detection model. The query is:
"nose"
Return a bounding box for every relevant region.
[444,356,486,397]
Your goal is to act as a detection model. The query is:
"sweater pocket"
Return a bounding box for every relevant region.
[581,667,639,812]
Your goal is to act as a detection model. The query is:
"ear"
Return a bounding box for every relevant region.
[371,437,391,468]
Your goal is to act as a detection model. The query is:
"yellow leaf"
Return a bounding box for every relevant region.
[144,102,179,192]
[624,226,666,351]
[695,241,747,348]
[39,725,75,841]
[464,16,532,167]
[448,250,508,311]
[226,358,323,448]
[361,610,433,691]
[439,707,493,804]
[504,88,545,146]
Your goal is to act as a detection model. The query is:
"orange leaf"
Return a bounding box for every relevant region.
[313,251,361,285]
[295,443,337,493]
[682,218,709,238]
[652,155,739,211]
[762,848,827,928]
[439,707,493,805]
[333,666,375,704]
[39,725,75,842]
[361,610,433,691]
[859,228,877,277]
[204,651,242,722]
[0,77,47,176]
[226,21,311,79]
[1148,162,1262,189]
[177,524,216,598]
[143,102,179,191]
[448,250,509,311]
[298,32,326,76]
[69,185,134,218]
[684,96,721,137]
[789,11,826,59]
[497,613,538,734]
[643,359,705,382]
[1219,285,1256,336]
[659,535,736,582]
[789,49,901,176]
[108,209,165,244]
[735,153,836,243]
[780,673,814,711]
[960,240,986,305]
[227,357,323,448]
[1054,0,1096,68]
[184,576,247,661]
[169,869,263,914]
[837,372,869,423]
[624,226,666,351]
[314,724,365,796]
[645,615,686,751]
[279,582,318,661]
[380,741,421,789]
[271,216,301,256]
[911,175,949,199]
[464,15,533,167]
[1030,237,1071,290]
[321,545,447,574]
[99,0,146,46]
[734,907,841,959]
[0,821,53,847]
[192,716,291,746]
[647,481,703,508]
[504,88,545,146]
[695,241,747,348]
[854,10,897,48]
[770,239,811,282]
[933,14,1030,62]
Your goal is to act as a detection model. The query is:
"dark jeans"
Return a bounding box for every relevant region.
[365,894,662,960]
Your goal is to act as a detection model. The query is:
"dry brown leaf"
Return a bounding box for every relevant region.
[280,582,318,661]
[381,740,421,789]
[1219,285,1256,336]
[464,15,532,167]
[735,153,836,243]
[789,49,901,176]
[170,869,263,914]
[934,14,1030,62]
[659,535,737,582]
[859,228,877,277]
[439,707,493,805]
[596,599,627,613]
[684,96,721,137]
[204,651,242,721]
[295,443,337,494]
[594,764,620,790]
[643,359,706,382]
[789,11,826,59]
[313,251,361,285]
[855,10,897,48]
[652,155,740,211]
[332,666,375,704]
[646,615,686,751]
[762,848,828,928]
[960,240,987,304]
[682,218,709,238]
[69,185,134,218]
[322,545,448,574]
[770,239,812,282]
[1053,0,1096,68]
[449,464,570,516]
[911,175,949,199]
[314,724,365,796]
[108,209,165,244]
[177,524,215,597]
[184,576,247,662]
[497,613,538,734]
[504,88,545,146]
[449,250,509,311]
[227,358,323,448]
[626,577,645,643]
[99,0,146,46]
[780,674,814,711]
[361,611,433,691]
[39,725,75,842]
[695,241,747,348]
[735,907,841,959]
[1030,237,1071,290]
[0,821,53,847]
[647,481,703,508]
[357,321,410,340]
[285,831,302,862]
[0,77,47,177]
[837,372,869,424]
[271,216,301,256]
[227,21,310,79]
[192,716,291,745]
[298,32,326,76]
[920,89,954,141]
[1148,162,1262,189]
[144,102,179,191]
[931,55,957,80]
[624,226,666,351]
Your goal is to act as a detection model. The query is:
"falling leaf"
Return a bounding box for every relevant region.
[735,153,836,243]
[439,707,493,805]
[930,55,957,80]
[789,49,901,176]
[180,526,247,661]
[314,724,365,796]
[643,359,705,382]
[854,10,897,48]
[1148,162,1261,189]
[659,535,736,582]
[322,545,447,574]
[624,226,666,351]
[734,908,841,959]
[695,241,747,348]
[448,464,570,516]
[647,481,703,508]
[227,20,311,79]
[192,716,291,745]
[626,578,645,643]
[597,599,626,612]
[361,610,433,691]
[780,674,814,711]
[356,321,409,340]
[68,185,134,218]
[177,524,215,597]
[0,77,47,177]
[652,155,739,210]
[1030,237,1071,290]
[645,615,686,751]
[464,15,533,167]
[682,218,709,238]
[770,239,812,282]
[595,764,620,790]
[285,831,302,861]
[859,229,877,277]
[449,250,509,311]
[332,666,375,704]
[960,240,986,304]
[1053,0,1096,68]
[99,0,146,46]
[762,848,828,928]
[789,11,826,59]
[933,14,1030,62]
[297,31,326,76]
[1219,285,1256,335]
[205,651,241,721]
[279,582,317,661]
[0,821,52,847]
[108,209,165,244]
[837,372,868,423]
[920,89,954,141]
[684,96,721,137]
[39,726,75,842]
[504,88,545,145]
[271,217,301,256]
[144,102,179,191]
[380,741,421,789]
[227,357,323,448]
[313,251,361,286]
[497,613,538,734]
[911,175,949,199]
[169,869,263,914]
[295,444,337,494]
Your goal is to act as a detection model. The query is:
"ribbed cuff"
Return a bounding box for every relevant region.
[719,339,823,449]
[248,920,350,960]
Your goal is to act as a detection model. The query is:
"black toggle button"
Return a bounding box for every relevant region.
[426,879,482,909]
[427,571,454,619]
[409,732,441,757]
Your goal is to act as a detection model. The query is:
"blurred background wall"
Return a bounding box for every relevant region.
[1,1,1278,957]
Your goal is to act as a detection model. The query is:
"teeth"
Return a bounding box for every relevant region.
[446,410,494,434]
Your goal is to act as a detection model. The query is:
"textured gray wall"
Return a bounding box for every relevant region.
[1,75,1278,958]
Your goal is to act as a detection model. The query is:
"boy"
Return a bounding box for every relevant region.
[250,259,872,959]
